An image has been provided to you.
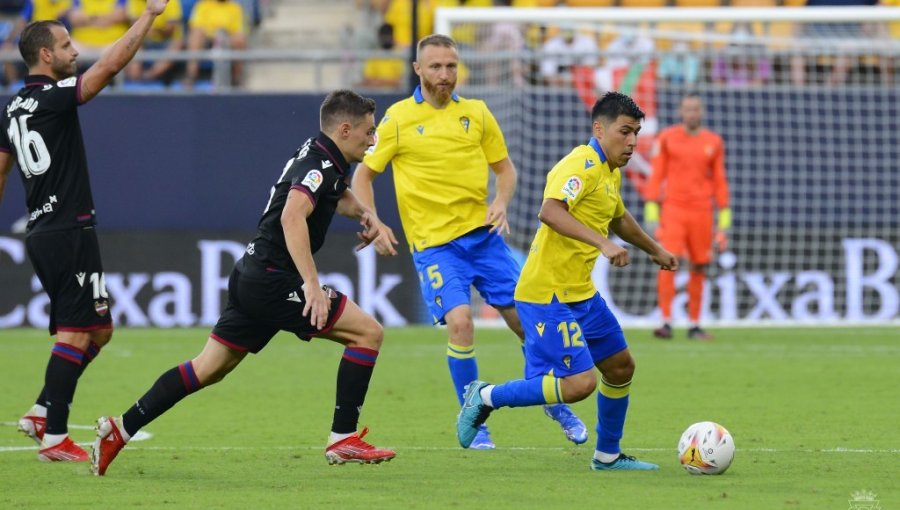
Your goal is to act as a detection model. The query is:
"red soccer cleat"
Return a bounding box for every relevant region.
[91,416,128,476]
[324,427,395,465]
[38,437,89,462]
[18,410,46,446]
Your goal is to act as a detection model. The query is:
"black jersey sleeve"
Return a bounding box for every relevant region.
[288,162,341,209]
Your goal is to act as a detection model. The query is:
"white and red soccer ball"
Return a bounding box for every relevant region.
[678,421,735,475]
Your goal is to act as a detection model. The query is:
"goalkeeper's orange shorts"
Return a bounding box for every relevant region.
[658,204,714,265]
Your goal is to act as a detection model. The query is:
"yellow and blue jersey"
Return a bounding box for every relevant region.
[515,137,625,304]
[363,85,509,252]
[21,0,72,23]
[71,0,128,47]
[188,0,244,38]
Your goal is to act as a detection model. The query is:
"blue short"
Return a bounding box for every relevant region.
[516,293,627,378]
[412,227,520,324]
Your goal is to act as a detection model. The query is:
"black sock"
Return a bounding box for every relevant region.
[44,343,87,435]
[122,361,202,437]
[331,347,378,434]
[35,341,101,408]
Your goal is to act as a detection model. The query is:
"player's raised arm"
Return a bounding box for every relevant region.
[79,0,169,102]
[281,188,329,329]
[538,198,629,267]
[0,151,14,205]
[609,210,677,271]
[486,157,517,235]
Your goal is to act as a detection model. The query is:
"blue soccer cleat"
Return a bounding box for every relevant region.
[457,381,493,448]
[590,453,659,471]
[543,404,588,445]
[468,425,495,450]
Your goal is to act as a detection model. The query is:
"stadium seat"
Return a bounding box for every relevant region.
[565,0,616,6]
[619,0,668,7]
[728,0,776,7]
[674,0,719,7]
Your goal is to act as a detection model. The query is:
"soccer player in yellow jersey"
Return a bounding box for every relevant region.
[353,34,587,450]
[456,92,678,470]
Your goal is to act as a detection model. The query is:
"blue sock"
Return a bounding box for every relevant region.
[595,377,631,453]
[447,342,477,406]
[490,375,562,408]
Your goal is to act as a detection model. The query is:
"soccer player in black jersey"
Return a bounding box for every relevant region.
[0,0,170,462]
[91,90,396,476]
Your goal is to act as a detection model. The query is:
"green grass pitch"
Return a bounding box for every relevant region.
[1,326,897,509]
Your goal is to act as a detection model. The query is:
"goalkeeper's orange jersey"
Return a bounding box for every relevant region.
[645,125,729,211]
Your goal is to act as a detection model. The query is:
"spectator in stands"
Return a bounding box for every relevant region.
[183,0,246,88]
[480,0,526,86]
[358,22,403,89]
[711,23,772,87]
[1,0,72,86]
[539,25,598,87]
[68,0,130,52]
[657,41,701,87]
[593,28,654,93]
[790,0,878,86]
[125,0,183,83]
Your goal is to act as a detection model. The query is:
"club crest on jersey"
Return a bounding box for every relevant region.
[94,300,109,317]
[416,125,424,135]
[459,116,470,133]
[561,176,583,201]
[301,170,323,192]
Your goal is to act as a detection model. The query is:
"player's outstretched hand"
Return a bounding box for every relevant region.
[370,218,399,256]
[650,248,678,271]
[355,211,380,251]
[302,284,330,330]
[145,0,169,16]
[600,239,629,267]
[485,200,510,235]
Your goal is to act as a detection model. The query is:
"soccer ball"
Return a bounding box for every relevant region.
[678,421,735,475]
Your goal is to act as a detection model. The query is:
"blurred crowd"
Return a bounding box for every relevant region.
[0,0,263,89]
[351,0,898,91]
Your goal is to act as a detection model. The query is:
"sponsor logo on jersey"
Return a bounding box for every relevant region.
[286,291,302,303]
[562,355,572,369]
[301,170,324,192]
[584,158,595,169]
[416,125,424,135]
[57,77,77,88]
[246,242,255,255]
[435,296,442,309]
[536,322,545,336]
[459,116,470,133]
[76,272,86,287]
[561,176,583,201]
[321,159,333,169]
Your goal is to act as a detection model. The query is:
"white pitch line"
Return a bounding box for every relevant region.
[1,444,897,454]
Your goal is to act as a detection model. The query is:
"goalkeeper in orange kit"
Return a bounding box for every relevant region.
[644,93,730,340]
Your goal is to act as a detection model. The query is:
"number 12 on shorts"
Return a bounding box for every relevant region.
[557,321,584,348]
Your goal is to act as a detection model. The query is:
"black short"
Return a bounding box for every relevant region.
[211,264,347,354]
[25,227,113,335]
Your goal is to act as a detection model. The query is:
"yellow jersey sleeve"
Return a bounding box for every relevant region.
[480,104,508,165]
[363,111,399,174]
